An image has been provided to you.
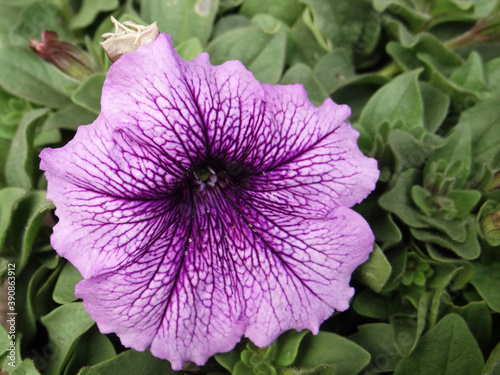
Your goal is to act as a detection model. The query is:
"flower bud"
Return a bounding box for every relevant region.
[29,31,98,81]
[485,170,500,193]
[482,210,500,246]
[100,17,159,62]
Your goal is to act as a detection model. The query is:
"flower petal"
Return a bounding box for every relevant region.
[101,34,377,214]
[75,185,373,369]
[40,116,182,278]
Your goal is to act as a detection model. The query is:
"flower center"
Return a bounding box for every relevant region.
[193,165,218,192]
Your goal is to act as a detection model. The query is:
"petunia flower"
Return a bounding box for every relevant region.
[39,33,379,370]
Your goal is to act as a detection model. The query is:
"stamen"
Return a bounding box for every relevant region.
[207,174,217,187]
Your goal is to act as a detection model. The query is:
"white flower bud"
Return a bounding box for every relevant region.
[101,17,159,62]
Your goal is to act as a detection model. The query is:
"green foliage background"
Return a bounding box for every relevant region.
[0,0,500,374]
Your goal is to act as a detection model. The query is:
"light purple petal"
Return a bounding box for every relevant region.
[75,187,373,369]
[40,116,181,278]
[100,34,377,213]
[40,32,379,370]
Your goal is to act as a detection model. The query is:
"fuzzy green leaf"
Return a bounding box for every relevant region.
[5,108,49,190]
[394,314,484,375]
[274,330,309,367]
[207,24,287,84]
[483,341,500,375]
[240,0,304,25]
[355,245,392,292]
[349,323,401,373]
[41,303,95,375]
[71,73,106,115]
[0,47,74,108]
[0,187,25,252]
[141,0,219,45]
[459,97,500,169]
[7,191,54,273]
[293,332,371,375]
[359,70,424,141]
[70,0,119,29]
[76,349,176,375]
[53,262,83,304]
[471,262,500,313]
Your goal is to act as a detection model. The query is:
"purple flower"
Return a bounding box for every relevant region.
[39,34,379,370]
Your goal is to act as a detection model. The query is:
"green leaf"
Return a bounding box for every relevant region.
[11,359,41,375]
[424,122,471,190]
[0,187,25,252]
[289,7,330,67]
[420,82,449,133]
[411,219,480,260]
[42,104,97,132]
[349,323,401,373]
[471,262,500,313]
[16,263,53,342]
[443,301,492,350]
[53,262,83,304]
[390,312,422,358]
[207,24,287,84]
[274,329,309,367]
[211,15,251,39]
[77,349,175,375]
[331,74,388,124]
[417,215,467,242]
[9,1,72,46]
[485,57,500,96]
[379,169,426,229]
[359,70,424,139]
[313,49,355,94]
[388,129,435,176]
[215,346,243,372]
[33,262,61,319]
[459,97,500,169]
[373,0,430,31]
[5,108,49,190]
[0,324,10,356]
[386,34,463,77]
[483,341,500,375]
[353,289,398,320]
[41,303,95,375]
[355,245,392,292]
[427,267,461,328]
[71,73,106,115]
[293,332,371,375]
[0,47,74,108]
[233,361,254,375]
[7,191,53,273]
[63,327,116,375]
[71,0,119,29]
[449,51,485,93]
[219,0,244,10]
[240,0,304,25]
[394,314,484,375]
[174,37,203,61]
[0,3,23,46]
[280,64,328,106]
[446,190,482,219]
[141,0,219,45]
[373,213,403,246]
[301,0,377,49]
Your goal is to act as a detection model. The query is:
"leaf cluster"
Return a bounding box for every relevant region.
[0,0,500,374]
